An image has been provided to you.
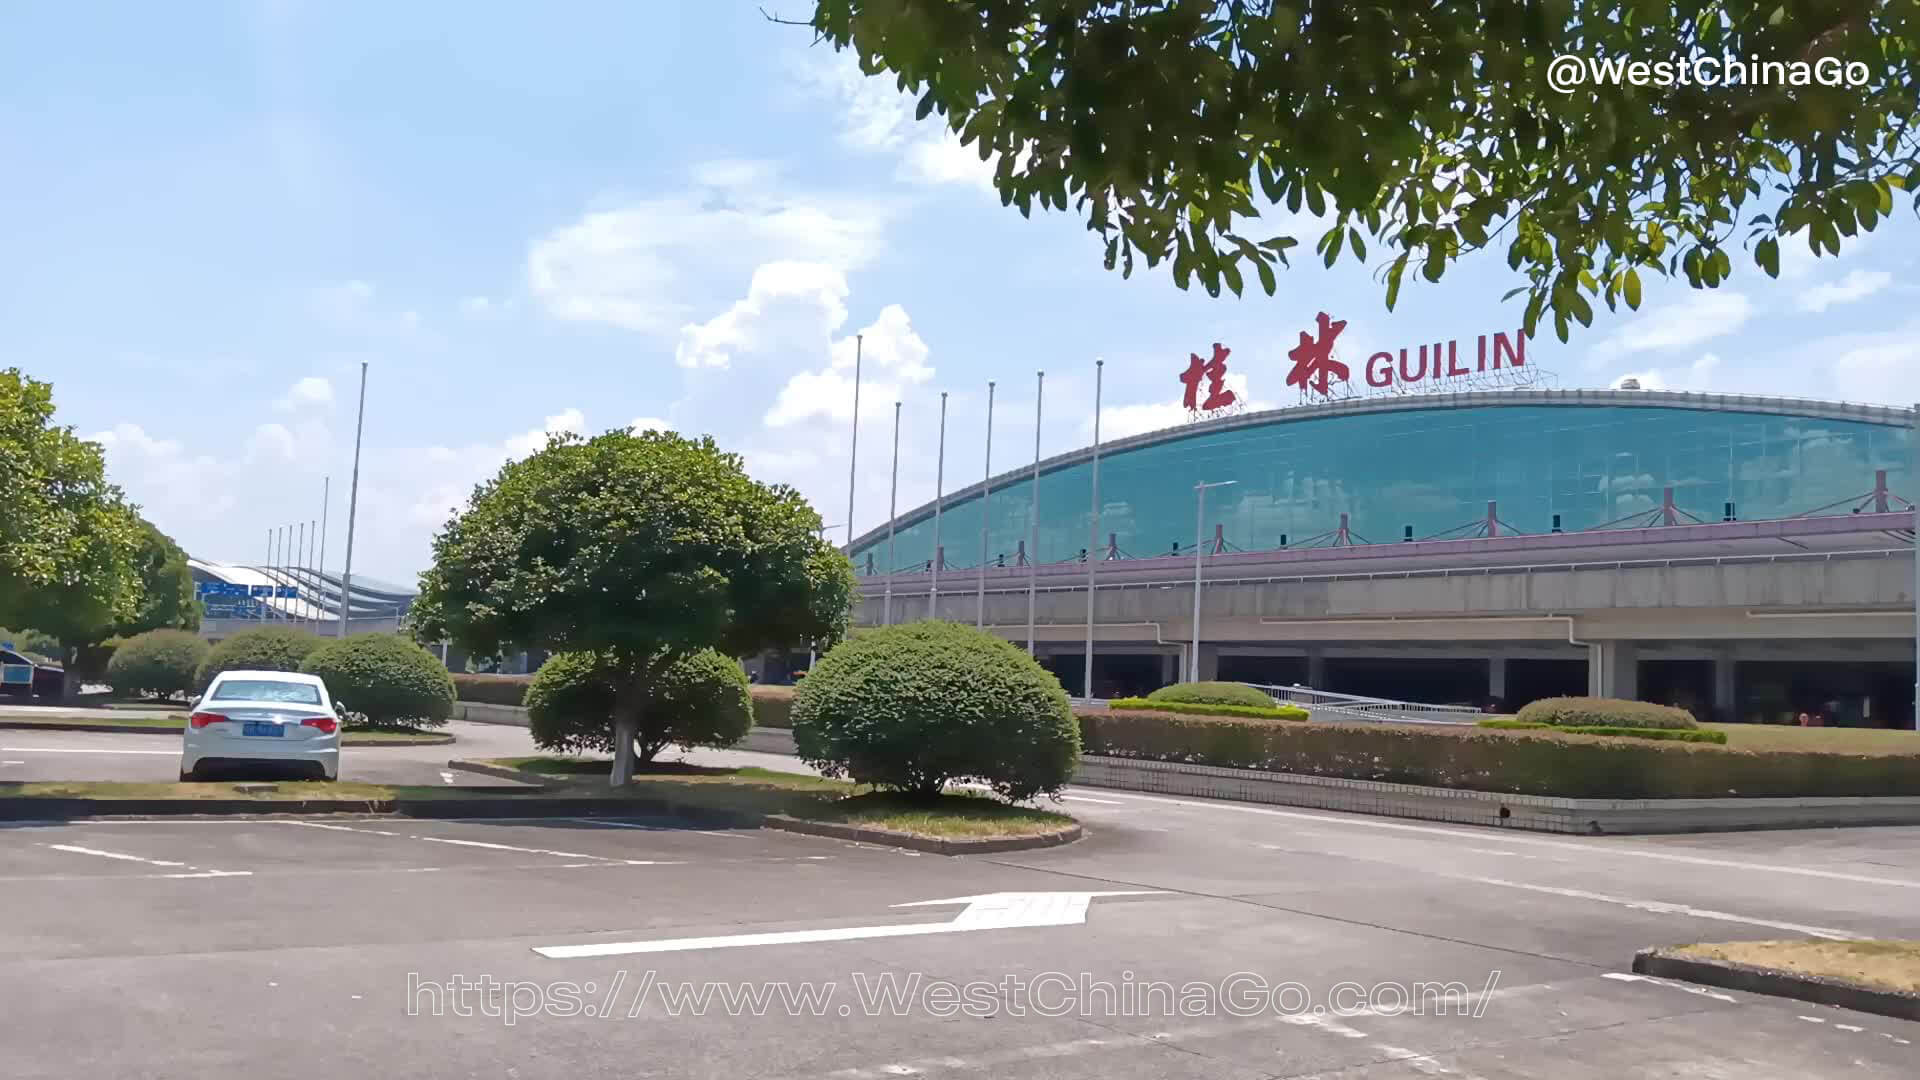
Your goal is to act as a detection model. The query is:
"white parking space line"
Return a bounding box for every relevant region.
[0,746,176,755]
[1601,972,1738,1003]
[1054,788,1920,889]
[439,771,456,785]
[1473,878,1862,940]
[46,843,185,867]
[274,818,680,864]
[1058,794,1126,805]
[39,842,250,879]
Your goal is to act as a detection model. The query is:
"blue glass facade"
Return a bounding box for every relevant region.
[850,402,1913,574]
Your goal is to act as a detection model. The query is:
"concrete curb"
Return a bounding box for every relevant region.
[0,797,398,819]
[0,719,454,746]
[1633,948,1920,1022]
[764,815,1083,855]
[443,758,1084,855]
[0,795,755,823]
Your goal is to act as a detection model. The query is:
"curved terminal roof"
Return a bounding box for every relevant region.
[846,388,1916,561]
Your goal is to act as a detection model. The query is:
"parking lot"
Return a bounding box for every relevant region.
[5,757,1918,1078]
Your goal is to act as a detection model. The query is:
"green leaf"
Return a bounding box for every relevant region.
[1623,268,1642,308]
[1754,236,1780,278]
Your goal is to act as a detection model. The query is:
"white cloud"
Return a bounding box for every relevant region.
[273,376,334,413]
[766,303,933,427]
[1797,269,1892,313]
[675,262,850,370]
[799,54,1003,193]
[1832,340,1920,406]
[1093,372,1264,441]
[459,296,494,316]
[1608,353,1722,393]
[628,416,673,435]
[526,163,889,335]
[1778,232,1871,281]
[503,408,586,460]
[309,280,425,337]
[1589,291,1751,361]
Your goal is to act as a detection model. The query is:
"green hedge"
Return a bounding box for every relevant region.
[795,621,1079,801]
[1145,681,1277,708]
[751,685,795,728]
[1516,696,1697,730]
[198,626,324,691]
[1075,710,1920,798]
[452,673,533,707]
[1109,697,1309,722]
[106,629,208,701]
[302,634,456,729]
[1479,719,1727,744]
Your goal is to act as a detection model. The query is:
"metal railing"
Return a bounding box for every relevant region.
[1240,683,1485,726]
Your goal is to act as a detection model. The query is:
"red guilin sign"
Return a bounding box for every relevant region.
[1180,343,1238,411]
[1365,330,1529,388]
[1285,312,1349,396]
[1277,311,1532,398]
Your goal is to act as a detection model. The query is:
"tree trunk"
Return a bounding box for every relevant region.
[610,680,642,787]
[61,644,80,704]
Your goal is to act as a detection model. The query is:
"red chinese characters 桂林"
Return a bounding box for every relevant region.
[1285,311,1350,397]
[1180,343,1238,411]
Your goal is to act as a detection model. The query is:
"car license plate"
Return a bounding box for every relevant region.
[242,721,284,737]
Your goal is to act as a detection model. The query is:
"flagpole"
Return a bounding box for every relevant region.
[1084,359,1103,701]
[977,381,995,629]
[845,334,863,549]
[1026,370,1043,655]
[318,478,329,632]
[930,391,947,620]
[337,361,367,637]
[884,401,901,626]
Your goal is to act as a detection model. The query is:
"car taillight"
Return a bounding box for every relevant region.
[188,711,228,728]
[302,716,338,735]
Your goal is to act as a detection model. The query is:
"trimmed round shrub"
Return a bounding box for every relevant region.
[300,633,456,729]
[105,629,208,700]
[525,649,753,760]
[1516,696,1698,730]
[793,620,1080,801]
[197,626,324,690]
[1146,681,1277,709]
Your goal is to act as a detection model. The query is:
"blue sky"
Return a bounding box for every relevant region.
[7,1,1917,582]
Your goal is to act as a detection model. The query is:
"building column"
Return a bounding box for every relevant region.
[1713,652,1738,723]
[1488,656,1508,704]
[1196,645,1221,682]
[1306,649,1327,690]
[1160,652,1179,688]
[1587,641,1639,700]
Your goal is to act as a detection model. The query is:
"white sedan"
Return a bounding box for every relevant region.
[181,670,341,781]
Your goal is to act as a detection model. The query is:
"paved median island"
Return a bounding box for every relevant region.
[1634,940,1920,1022]
[450,757,1081,854]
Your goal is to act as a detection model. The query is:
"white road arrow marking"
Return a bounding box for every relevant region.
[532,891,1161,959]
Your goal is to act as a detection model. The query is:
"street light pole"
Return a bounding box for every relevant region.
[930,392,947,621]
[337,361,368,637]
[1189,480,1238,682]
[1912,401,1918,730]
[977,381,995,629]
[809,522,844,671]
[1083,359,1103,702]
[1026,370,1043,655]
[884,401,901,627]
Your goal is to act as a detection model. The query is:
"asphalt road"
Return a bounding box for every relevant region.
[0,720,539,786]
[4,735,1917,1078]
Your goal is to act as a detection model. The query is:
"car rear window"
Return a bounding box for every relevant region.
[210,679,322,706]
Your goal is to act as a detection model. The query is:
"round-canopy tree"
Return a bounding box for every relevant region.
[411,429,856,784]
[525,648,753,760]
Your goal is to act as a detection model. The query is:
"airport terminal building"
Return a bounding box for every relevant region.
[843,389,1918,727]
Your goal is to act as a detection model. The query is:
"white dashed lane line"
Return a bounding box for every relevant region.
[0,746,175,755]
[1473,878,1862,940]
